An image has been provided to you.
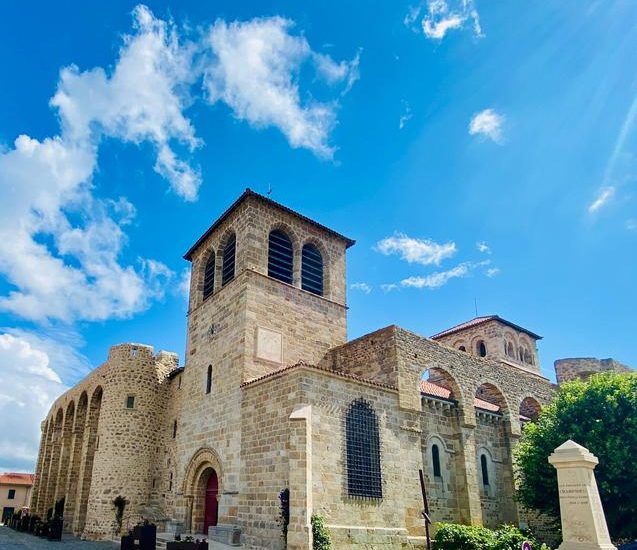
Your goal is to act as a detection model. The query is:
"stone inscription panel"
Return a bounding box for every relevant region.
[256,327,283,364]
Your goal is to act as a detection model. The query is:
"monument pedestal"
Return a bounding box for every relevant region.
[548,440,616,550]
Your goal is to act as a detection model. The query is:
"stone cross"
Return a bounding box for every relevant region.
[548,440,616,550]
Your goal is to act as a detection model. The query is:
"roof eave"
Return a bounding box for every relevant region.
[183,189,356,261]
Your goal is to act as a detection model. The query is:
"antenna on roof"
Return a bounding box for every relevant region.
[474,297,478,318]
[267,183,272,196]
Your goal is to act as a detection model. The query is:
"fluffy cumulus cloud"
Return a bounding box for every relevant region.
[203,16,359,158]
[376,233,456,266]
[469,108,505,143]
[0,6,357,324]
[0,333,71,471]
[405,0,483,41]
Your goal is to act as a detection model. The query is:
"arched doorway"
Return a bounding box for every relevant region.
[204,469,219,533]
[183,448,223,534]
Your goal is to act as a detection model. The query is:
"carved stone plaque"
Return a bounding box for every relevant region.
[255,327,282,364]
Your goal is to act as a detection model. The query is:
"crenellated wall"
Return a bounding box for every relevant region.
[31,343,177,539]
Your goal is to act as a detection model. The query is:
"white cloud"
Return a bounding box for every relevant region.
[626,219,637,231]
[590,95,637,215]
[399,101,412,129]
[381,283,399,293]
[376,233,456,266]
[0,5,190,323]
[476,241,491,254]
[588,186,615,214]
[406,0,483,41]
[469,108,505,143]
[0,6,358,324]
[400,260,489,290]
[203,16,358,158]
[351,282,372,294]
[0,333,69,471]
[51,5,201,201]
[177,268,191,299]
[401,263,471,289]
[485,267,500,278]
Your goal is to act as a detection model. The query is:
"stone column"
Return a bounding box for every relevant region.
[548,440,616,550]
[287,404,312,550]
[455,423,483,525]
[31,424,48,514]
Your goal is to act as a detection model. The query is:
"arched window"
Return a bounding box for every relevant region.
[458,345,466,352]
[203,252,215,299]
[432,444,441,478]
[480,454,489,486]
[206,365,212,394]
[268,230,293,284]
[345,399,382,499]
[477,340,487,357]
[506,342,514,357]
[222,234,236,286]
[301,244,323,296]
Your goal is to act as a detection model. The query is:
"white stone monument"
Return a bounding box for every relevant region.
[548,440,616,550]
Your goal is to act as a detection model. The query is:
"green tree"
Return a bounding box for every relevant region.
[515,372,637,540]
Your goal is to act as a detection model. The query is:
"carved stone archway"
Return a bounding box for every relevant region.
[182,448,223,534]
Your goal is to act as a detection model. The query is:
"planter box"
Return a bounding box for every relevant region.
[48,518,63,540]
[121,534,136,550]
[166,542,197,550]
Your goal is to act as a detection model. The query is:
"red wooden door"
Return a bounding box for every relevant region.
[203,470,218,533]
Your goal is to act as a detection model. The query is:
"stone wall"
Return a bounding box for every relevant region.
[434,319,540,373]
[554,357,632,384]
[31,343,177,539]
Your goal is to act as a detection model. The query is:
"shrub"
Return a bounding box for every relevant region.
[432,523,550,550]
[279,488,290,542]
[311,514,332,550]
[515,372,637,540]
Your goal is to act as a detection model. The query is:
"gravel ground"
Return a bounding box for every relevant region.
[0,526,118,550]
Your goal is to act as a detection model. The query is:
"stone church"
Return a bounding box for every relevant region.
[31,190,556,549]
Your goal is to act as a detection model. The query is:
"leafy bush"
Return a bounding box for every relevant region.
[311,514,332,550]
[515,373,637,540]
[432,523,550,550]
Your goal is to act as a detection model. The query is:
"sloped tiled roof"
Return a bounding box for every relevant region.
[184,189,356,260]
[431,315,542,341]
[420,380,501,412]
[0,473,34,486]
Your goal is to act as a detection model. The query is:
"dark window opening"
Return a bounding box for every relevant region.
[203,253,215,299]
[478,341,487,357]
[481,454,490,486]
[206,365,212,394]
[268,230,293,284]
[169,472,173,492]
[126,395,135,409]
[432,445,441,478]
[345,399,382,499]
[7,489,15,500]
[152,478,156,489]
[458,345,466,352]
[222,234,236,286]
[301,244,323,296]
[172,420,177,439]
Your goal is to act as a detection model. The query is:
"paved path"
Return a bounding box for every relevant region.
[0,526,118,550]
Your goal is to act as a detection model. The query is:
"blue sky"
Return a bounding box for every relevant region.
[0,0,636,471]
